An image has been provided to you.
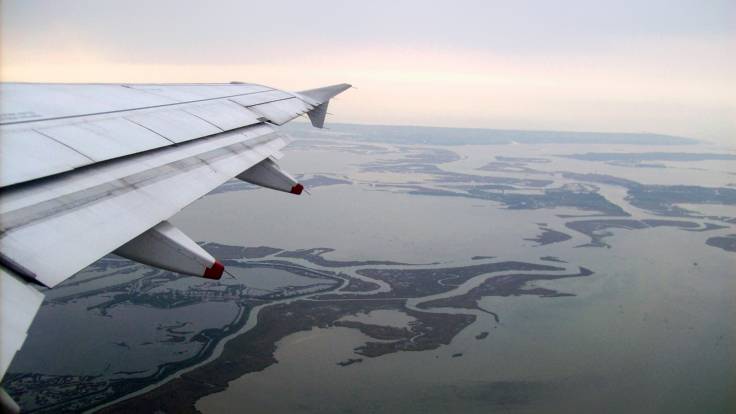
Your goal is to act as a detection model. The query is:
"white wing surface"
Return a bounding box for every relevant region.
[0,81,351,411]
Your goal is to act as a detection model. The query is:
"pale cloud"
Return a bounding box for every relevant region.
[1,0,734,144]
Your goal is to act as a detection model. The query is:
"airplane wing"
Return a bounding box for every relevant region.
[0,81,351,412]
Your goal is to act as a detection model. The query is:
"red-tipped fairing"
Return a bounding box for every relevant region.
[114,221,224,278]
[203,261,225,280]
[290,183,304,195]
[237,157,304,196]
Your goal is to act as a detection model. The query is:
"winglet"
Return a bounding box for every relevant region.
[296,84,352,129]
[306,102,330,129]
[298,83,352,103]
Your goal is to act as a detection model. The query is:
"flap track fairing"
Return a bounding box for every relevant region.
[114,221,224,279]
[236,157,303,195]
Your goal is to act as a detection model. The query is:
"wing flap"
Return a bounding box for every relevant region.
[0,129,92,186]
[0,124,287,286]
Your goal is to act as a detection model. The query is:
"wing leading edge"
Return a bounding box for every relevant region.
[0,81,351,412]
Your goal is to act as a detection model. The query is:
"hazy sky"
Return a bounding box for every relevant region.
[1,0,734,144]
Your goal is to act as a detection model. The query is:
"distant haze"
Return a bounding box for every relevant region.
[1,0,734,145]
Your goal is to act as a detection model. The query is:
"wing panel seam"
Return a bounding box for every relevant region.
[121,117,178,144]
[179,109,225,132]
[31,128,96,162]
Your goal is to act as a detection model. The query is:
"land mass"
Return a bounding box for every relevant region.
[525,227,573,246]
[705,234,736,252]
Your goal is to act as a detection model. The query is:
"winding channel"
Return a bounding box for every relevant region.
[91,252,580,412]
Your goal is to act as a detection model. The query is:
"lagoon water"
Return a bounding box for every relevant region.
[185,135,735,413]
[6,125,735,413]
